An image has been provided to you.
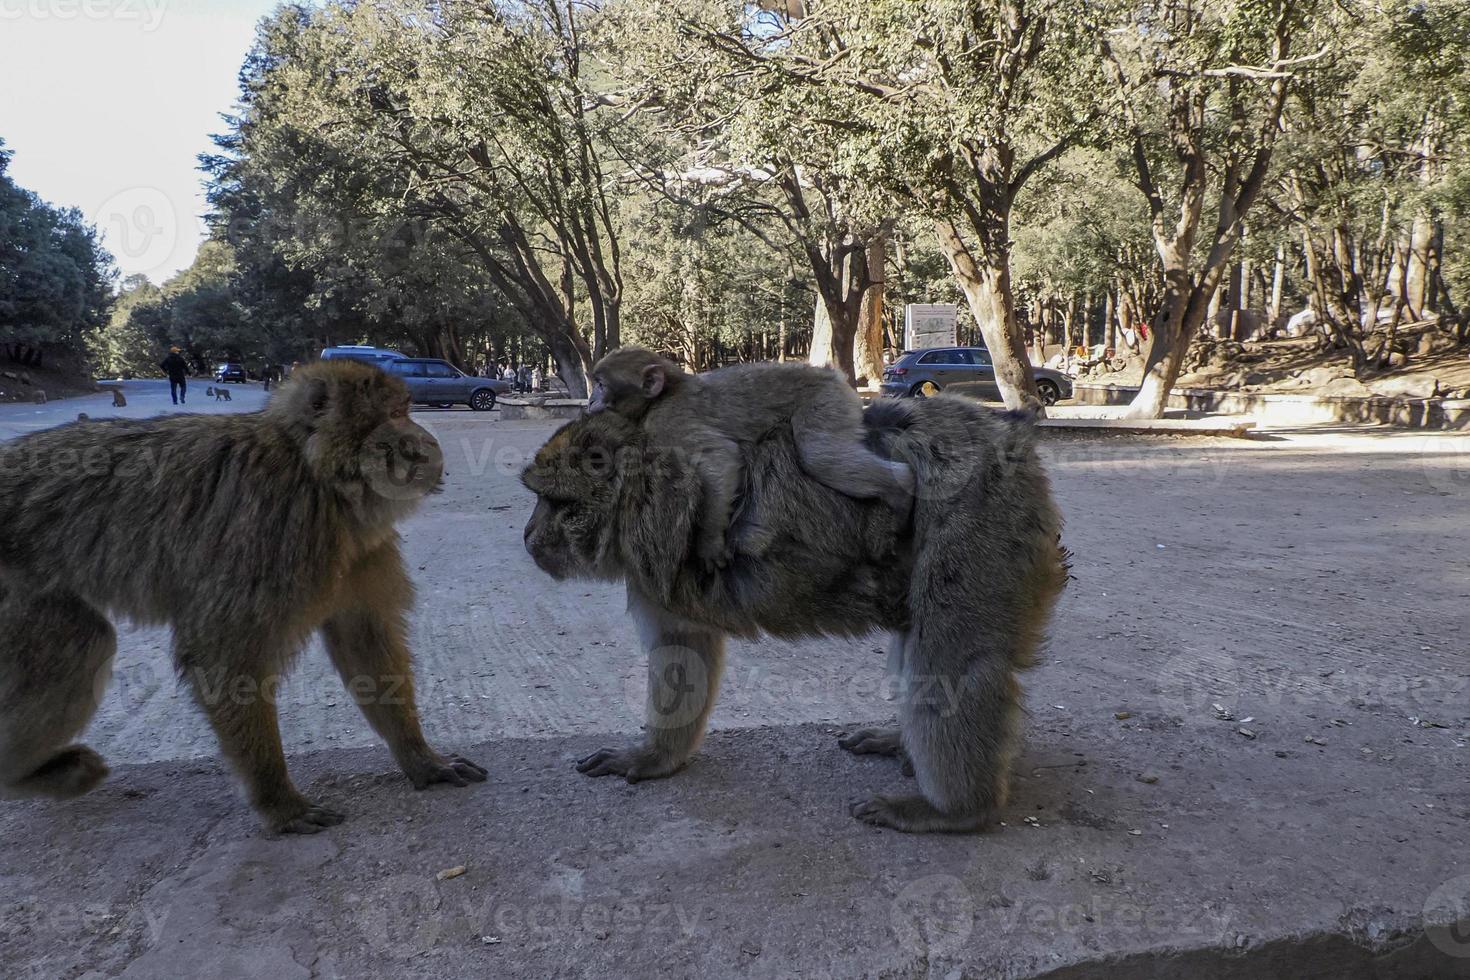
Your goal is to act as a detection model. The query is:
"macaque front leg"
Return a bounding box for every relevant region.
[322,546,487,790]
[576,589,725,782]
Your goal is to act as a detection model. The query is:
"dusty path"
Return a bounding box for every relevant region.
[1,403,1467,976]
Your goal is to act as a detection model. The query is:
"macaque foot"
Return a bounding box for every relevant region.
[839,727,902,756]
[15,745,109,799]
[405,753,489,790]
[838,728,915,776]
[850,794,993,834]
[262,794,347,835]
[695,535,732,573]
[575,745,684,783]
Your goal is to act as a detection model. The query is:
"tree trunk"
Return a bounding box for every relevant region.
[1082,291,1094,349]
[853,234,887,386]
[550,332,590,397]
[1406,212,1435,318]
[1126,266,1194,419]
[807,273,860,384]
[1269,244,1285,327]
[933,217,1041,413]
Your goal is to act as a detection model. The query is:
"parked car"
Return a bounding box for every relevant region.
[319,345,407,366]
[879,347,1073,405]
[213,362,248,383]
[385,358,510,411]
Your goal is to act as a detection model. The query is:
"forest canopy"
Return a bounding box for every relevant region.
[19,0,1470,415]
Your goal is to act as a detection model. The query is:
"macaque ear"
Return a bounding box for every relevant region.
[641,364,665,399]
[307,378,332,415]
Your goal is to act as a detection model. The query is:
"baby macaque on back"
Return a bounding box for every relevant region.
[587,346,915,567]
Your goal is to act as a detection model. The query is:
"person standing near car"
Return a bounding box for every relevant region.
[160,347,189,405]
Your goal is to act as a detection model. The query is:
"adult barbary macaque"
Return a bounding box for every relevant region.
[523,396,1068,833]
[0,360,486,834]
[587,346,915,568]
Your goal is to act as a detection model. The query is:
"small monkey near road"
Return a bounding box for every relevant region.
[0,360,485,834]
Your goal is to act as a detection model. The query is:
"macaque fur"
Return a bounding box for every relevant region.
[523,397,1068,832]
[587,347,915,566]
[0,360,485,834]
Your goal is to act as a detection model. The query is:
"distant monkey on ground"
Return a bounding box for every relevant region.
[523,397,1068,832]
[213,386,232,402]
[76,413,89,421]
[0,360,485,834]
[587,346,915,567]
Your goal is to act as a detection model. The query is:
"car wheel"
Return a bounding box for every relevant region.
[912,381,941,398]
[432,402,455,409]
[470,388,497,411]
[1036,379,1061,406]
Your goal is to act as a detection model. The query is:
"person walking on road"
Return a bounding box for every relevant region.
[160,347,189,405]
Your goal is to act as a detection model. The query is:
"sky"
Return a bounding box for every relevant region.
[0,0,283,283]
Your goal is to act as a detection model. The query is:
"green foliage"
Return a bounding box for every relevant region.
[205,0,626,389]
[0,139,114,364]
[53,0,1470,390]
[88,274,163,378]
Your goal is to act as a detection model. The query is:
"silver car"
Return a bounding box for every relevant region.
[879,346,1073,405]
[385,358,510,411]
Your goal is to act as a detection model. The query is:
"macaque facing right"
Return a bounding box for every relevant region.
[588,346,915,567]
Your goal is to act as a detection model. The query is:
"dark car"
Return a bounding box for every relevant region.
[213,362,248,383]
[319,345,407,366]
[879,347,1073,406]
[385,358,511,411]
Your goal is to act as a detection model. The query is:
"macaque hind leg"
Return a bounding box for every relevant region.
[321,544,487,790]
[688,435,744,568]
[0,590,115,799]
[792,398,914,516]
[851,628,1012,833]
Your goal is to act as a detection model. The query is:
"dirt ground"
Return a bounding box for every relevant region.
[2,406,1468,977]
[1088,328,1470,399]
